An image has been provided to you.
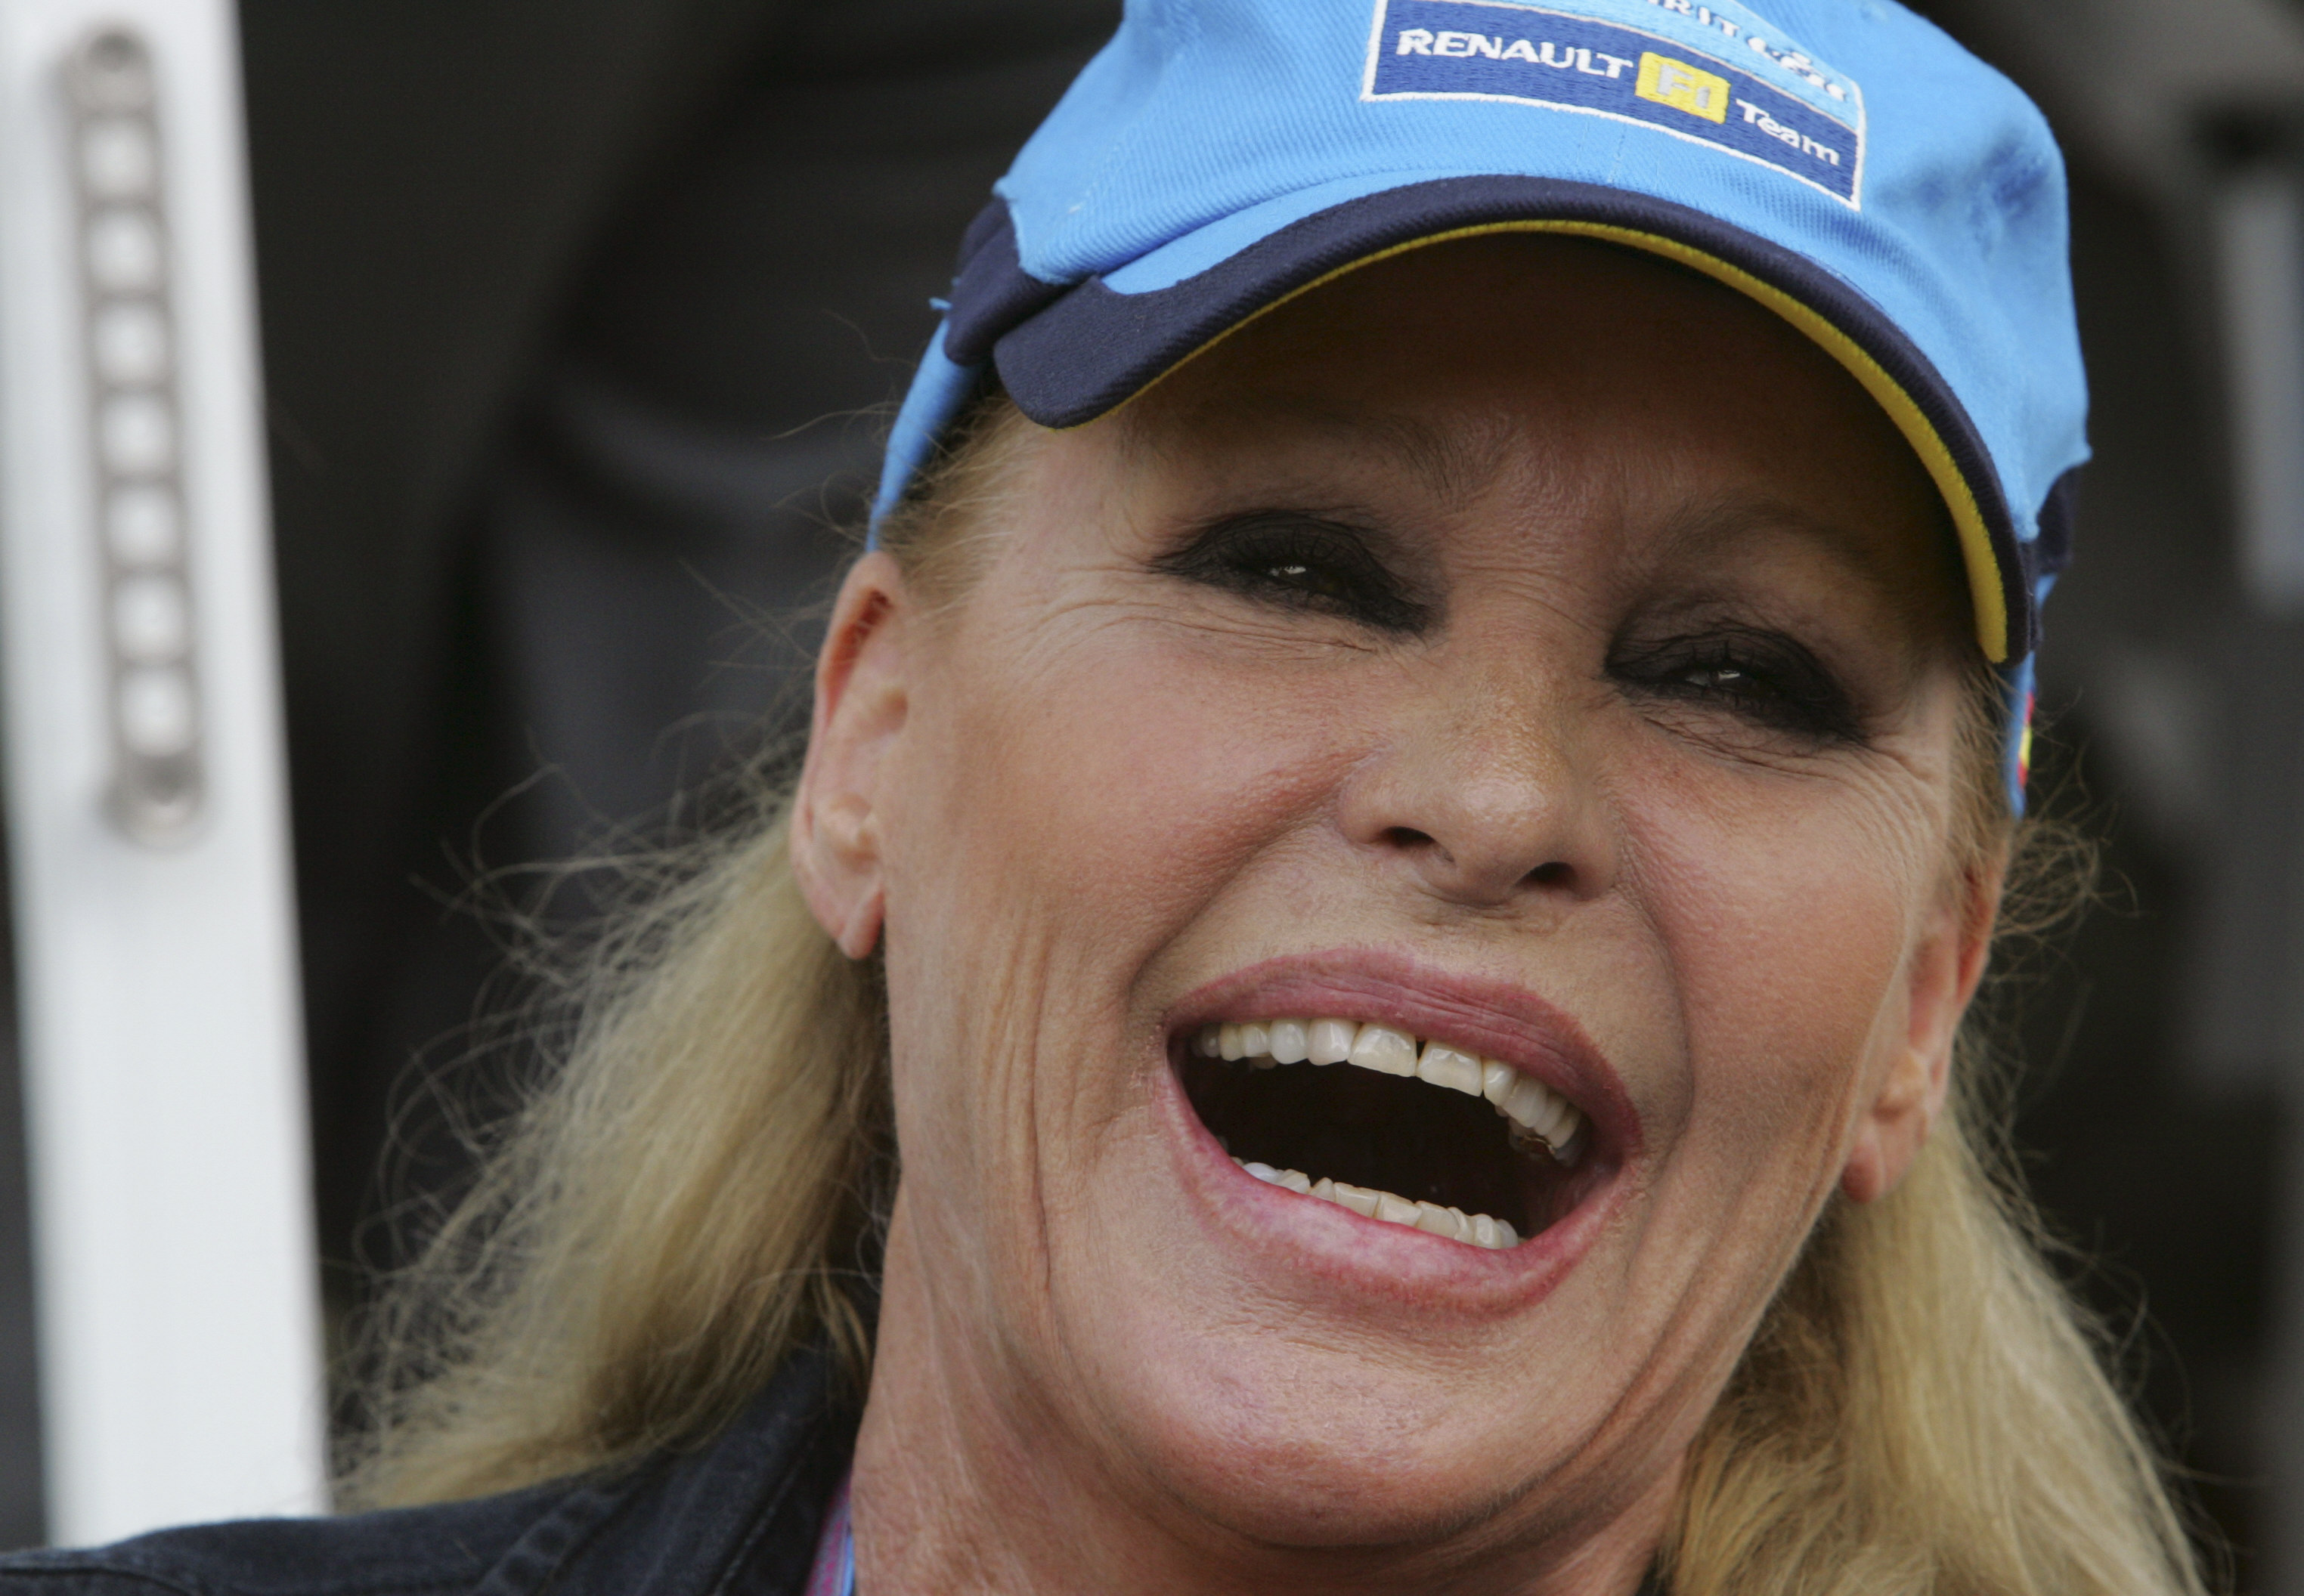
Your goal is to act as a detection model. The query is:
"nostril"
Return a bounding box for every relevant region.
[1526,861,1572,889]
[1382,826,1438,852]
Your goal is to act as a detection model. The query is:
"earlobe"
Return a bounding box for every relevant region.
[806,791,886,960]
[792,552,912,961]
[1841,861,2002,1204]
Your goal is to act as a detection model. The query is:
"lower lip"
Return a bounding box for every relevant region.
[1150,1052,1623,1313]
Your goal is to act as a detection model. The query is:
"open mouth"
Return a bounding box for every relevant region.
[1177,1017,1603,1250]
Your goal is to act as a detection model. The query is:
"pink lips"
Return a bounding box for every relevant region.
[1166,946,1641,1161]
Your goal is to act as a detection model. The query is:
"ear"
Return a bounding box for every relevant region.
[1840,858,2003,1204]
[792,551,912,960]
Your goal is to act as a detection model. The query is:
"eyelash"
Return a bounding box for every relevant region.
[1153,513,1429,633]
[1609,626,1863,743]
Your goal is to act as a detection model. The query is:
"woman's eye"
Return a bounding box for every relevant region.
[1154,513,1430,633]
[1612,629,1863,744]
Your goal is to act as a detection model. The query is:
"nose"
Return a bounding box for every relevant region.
[1336,665,1616,911]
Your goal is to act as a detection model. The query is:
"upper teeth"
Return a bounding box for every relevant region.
[1193,1019,1584,1161]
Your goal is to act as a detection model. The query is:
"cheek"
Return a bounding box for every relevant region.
[1621,752,1928,1214]
[893,611,1358,988]
[872,598,1357,1229]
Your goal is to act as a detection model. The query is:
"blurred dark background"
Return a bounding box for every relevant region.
[237,0,1125,1306]
[3,0,2303,1586]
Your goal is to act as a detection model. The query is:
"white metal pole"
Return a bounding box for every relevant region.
[0,0,325,1544]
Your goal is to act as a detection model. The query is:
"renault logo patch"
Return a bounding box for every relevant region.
[1363,0,1865,206]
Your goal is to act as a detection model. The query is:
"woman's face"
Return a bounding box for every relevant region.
[800,237,1993,1587]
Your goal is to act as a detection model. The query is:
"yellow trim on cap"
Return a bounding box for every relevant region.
[1110,219,2011,662]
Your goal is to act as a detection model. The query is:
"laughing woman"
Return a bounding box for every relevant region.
[4,2,2213,1594]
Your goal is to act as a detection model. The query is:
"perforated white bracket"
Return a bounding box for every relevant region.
[64,26,203,845]
[0,0,323,1545]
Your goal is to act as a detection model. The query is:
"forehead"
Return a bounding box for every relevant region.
[1108,235,1966,625]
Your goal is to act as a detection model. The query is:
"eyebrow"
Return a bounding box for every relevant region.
[1121,388,1503,510]
[1120,392,1965,630]
[1647,494,1965,626]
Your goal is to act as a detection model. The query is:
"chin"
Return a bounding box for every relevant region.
[1101,1342,1565,1549]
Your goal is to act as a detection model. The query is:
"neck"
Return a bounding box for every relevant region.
[847,1203,1671,1596]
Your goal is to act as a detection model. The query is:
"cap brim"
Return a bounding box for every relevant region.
[952,177,2035,663]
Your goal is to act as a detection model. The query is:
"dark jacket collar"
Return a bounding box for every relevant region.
[0,1344,859,1596]
[475,1345,858,1596]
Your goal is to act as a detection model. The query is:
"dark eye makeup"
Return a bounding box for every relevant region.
[1152,512,1432,634]
[1606,623,1865,744]
[1156,513,1866,745]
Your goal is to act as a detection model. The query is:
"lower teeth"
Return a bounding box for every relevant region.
[1236,1159,1521,1249]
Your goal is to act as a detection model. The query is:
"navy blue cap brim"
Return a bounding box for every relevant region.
[945,176,2070,664]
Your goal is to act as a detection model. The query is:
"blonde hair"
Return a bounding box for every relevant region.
[345,397,2213,1595]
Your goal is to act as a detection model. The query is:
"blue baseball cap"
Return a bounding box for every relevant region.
[873,0,2084,809]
